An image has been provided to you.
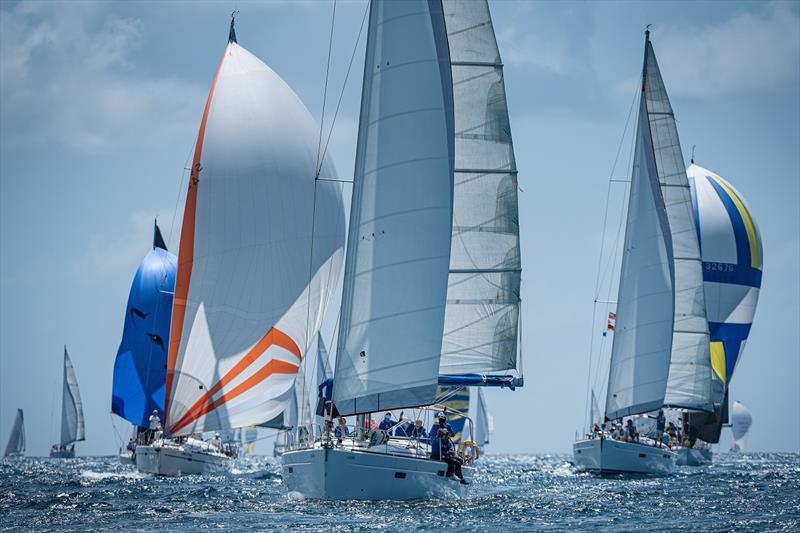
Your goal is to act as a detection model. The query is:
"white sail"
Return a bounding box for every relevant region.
[641,39,715,412]
[165,38,345,436]
[604,77,674,420]
[332,0,455,415]
[438,0,521,375]
[4,409,25,456]
[61,347,85,445]
[293,362,312,442]
[315,335,331,388]
[730,400,752,451]
[473,388,490,446]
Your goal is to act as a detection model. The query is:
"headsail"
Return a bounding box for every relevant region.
[688,165,762,386]
[604,39,674,420]
[4,409,25,456]
[61,347,85,445]
[730,400,752,451]
[332,0,455,416]
[641,35,715,412]
[436,386,469,443]
[472,388,491,446]
[111,222,177,428]
[164,34,345,436]
[437,0,522,378]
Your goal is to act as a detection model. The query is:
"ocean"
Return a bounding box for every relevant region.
[1,453,797,531]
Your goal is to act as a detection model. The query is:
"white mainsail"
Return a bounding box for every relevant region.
[4,409,25,456]
[730,400,753,451]
[438,0,522,376]
[641,39,715,412]
[165,36,345,436]
[332,0,455,416]
[61,347,85,445]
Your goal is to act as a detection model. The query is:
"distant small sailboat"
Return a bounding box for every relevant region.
[730,401,752,452]
[469,388,492,453]
[677,165,763,465]
[136,14,344,476]
[574,29,714,475]
[50,347,85,458]
[4,409,25,458]
[111,222,176,464]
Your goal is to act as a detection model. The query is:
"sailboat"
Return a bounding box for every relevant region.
[730,400,752,452]
[273,359,312,457]
[676,164,763,465]
[4,409,25,458]
[135,15,345,476]
[573,29,715,475]
[470,388,492,452]
[282,0,523,500]
[111,222,176,464]
[50,347,85,458]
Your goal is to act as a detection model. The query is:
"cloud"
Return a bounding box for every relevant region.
[0,1,204,153]
[653,2,800,98]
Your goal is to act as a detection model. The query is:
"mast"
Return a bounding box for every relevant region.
[437,0,523,386]
[332,0,455,416]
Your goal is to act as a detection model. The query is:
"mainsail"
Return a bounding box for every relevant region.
[332,0,455,416]
[437,0,522,378]
[111,222,177,428]
[641,37,715,412]
[164,29,345,436]
[61,347,85,445]
[4,409,25,456]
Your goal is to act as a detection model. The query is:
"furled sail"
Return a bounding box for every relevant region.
[641,36,715,412]
[730,400,752,451]
[165,33,345,436]
[437,0,522,377]
[61,347,85,445]
[604,48,674,420]
[688,165,762,386]
[4,409,25,456]
[332,0,455,416]
[111,222,177,429]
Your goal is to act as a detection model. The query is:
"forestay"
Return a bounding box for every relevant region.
[165,38,345,436]
[438,0,522,376]
[61,347,85,445]
[4,409,25,456]
[333,0,454,416]
[642,38,715,412]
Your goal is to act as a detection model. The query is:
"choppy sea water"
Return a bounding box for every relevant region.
[1,453,798,532]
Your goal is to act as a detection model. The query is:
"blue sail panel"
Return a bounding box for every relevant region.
[111,246,176,428]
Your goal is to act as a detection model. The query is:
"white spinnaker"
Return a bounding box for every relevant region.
[604,92,674,421]
[731,400,752,451]
[472,388,490,446]
[166,42,345,436]
[439,0,522,375]
[4,409,24,456]
[61,347,85,445]
[332,0,454,416]
[642,40,715,412]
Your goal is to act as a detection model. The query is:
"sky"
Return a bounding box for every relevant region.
[1,0,798,457]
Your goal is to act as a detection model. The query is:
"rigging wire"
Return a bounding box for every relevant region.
[582,77,641,432]
[315,0,337,178]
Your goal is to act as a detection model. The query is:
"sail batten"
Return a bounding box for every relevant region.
[438,0,522,377]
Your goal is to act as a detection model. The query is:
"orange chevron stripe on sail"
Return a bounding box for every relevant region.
[169,327,301,434]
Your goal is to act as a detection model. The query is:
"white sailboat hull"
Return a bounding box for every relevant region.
[136,440,231,476]
[573,438,675,475]
[675,446,712,466]
[282,443,472,500]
